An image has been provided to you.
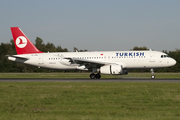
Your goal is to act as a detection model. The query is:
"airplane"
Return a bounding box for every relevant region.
[8,27,176,79]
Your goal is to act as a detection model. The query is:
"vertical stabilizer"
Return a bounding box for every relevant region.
[11,27,43,54]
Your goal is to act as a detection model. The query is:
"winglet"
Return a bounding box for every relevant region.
[10,27,43,54]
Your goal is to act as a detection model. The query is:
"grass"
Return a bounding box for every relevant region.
[0,72,180,79]
[0,82,180,120]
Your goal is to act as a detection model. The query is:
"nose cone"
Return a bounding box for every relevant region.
[171,58,176,66]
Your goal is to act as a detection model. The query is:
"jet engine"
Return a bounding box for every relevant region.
[100,64,128,75]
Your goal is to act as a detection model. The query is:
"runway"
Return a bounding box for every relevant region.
[0,78,180,82]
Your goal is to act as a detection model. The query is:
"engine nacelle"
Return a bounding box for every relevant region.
[100,64,124,75]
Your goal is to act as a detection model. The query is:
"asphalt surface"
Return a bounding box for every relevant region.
[0,78,180,82]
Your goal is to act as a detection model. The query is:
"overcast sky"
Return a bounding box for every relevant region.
[1,0,180,51]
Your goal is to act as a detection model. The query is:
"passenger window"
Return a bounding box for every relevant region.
[161,55,163,58]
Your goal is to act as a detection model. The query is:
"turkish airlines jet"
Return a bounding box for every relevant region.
[8,27,176,79]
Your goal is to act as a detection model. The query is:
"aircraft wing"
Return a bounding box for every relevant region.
[64,57,127,69]
[64,57,106,68]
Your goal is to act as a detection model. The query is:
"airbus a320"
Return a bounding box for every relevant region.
[8,27,176,79]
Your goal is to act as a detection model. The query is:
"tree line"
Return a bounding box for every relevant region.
[0,38,179,73]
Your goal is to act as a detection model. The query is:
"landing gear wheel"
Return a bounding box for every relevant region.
[151,75,155,79]
[90,73,101,79]
[90,73,96,79]
[95,74,101,79]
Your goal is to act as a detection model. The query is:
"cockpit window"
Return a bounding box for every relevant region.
[161,55,169,58]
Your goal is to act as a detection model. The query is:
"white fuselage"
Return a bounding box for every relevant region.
[8,51,176,71]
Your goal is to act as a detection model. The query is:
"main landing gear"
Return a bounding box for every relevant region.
[90,73,101,79]
[151,69,155,79]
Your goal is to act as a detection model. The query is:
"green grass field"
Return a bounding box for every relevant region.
[0,82,180,120]
[0,72,180,79]
[0,73,180,119]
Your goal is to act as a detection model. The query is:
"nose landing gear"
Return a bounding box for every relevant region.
[151,69,155,79]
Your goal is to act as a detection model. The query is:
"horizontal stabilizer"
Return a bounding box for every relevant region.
[7,55,29,62]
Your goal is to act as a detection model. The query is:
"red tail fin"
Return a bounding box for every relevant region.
[11,27,43,54]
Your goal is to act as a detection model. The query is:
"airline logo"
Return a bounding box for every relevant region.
[16,36,27,48]
[116,52,145,57]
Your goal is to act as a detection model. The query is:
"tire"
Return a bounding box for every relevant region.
[90,73,96,79]
[151,75,155,79]
[95,74,101,79]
